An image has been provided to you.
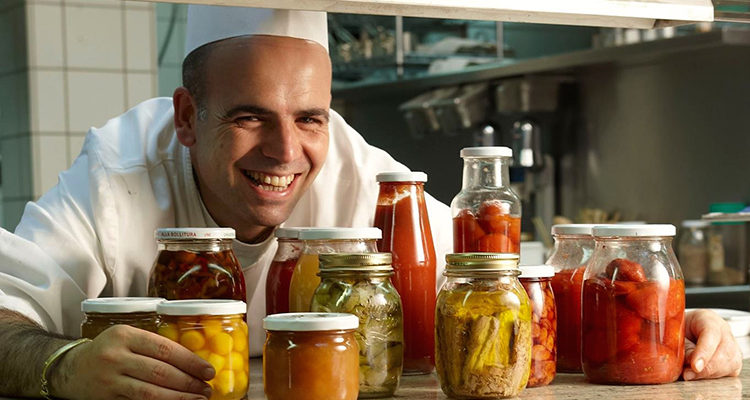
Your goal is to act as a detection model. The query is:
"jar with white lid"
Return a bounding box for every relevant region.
[81,297,164,339]
[266,227,307,315]
[519,265,556,387]
[157,300,249,400]
[263,312,360,400]
[288,227,381,312]
[678,220,709,286]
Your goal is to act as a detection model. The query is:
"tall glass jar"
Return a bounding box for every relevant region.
[373,171,436,374]
[451,147,521,254]
[288,228,381,312]
[582,225,685,384]
[311,253,403,398]
[435,253,531,399]
[148,228,246,301]
[545,224,596,373]
[266,227,306,315]
[81,297,164,339]
[678,220,709,286]
[519,265,556,387]
[263,313,360,400]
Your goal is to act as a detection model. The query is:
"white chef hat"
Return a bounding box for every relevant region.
[185,5,329,58]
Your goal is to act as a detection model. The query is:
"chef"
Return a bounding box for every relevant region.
[0,4,741,400]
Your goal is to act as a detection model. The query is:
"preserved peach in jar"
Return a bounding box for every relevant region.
[80,297,164,339]
[519,265,557,387]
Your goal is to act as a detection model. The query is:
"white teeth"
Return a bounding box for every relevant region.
[244,170,295,190]
[263,175,272,184]
[271,176,280,186]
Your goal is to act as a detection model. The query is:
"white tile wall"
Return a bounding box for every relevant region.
[62,0,120,7]
[27,3,64,68]
[1,136,33,199]
[66,71,125,133]
[29,70,66,133]
[124,1,152,10]
[0,72,31,137]
[65,5,123,69]
[126,72,155,108]
[125,8,155,71]
[67,134,86,165]
[32,134,68,196]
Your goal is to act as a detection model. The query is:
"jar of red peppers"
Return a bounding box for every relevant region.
[373,171,436,375]
[451,147,521,254]
[148,228,246,301]
[546,224,596,373]
[266,227,306,315]
[582,224,685,385]
[519,265,556,387]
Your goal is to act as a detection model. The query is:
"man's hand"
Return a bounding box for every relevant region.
[682,309,743,381]
[54,325,215,400]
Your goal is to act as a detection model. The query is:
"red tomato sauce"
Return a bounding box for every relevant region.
[266,257,300,315]
[550,266,586,372]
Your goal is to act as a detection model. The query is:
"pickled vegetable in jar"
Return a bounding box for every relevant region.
[157,300,249,400]
[435,253,531,399]
[263,313,360,400]
[266,227,306,315]
[288,228,380,312]
[311,253,403,398]
[148,228,246,301]
[546,224,596,373]
[519,265,557,387]
[80,297,164,339]
[451,147,521,254]
[582,225,685,385]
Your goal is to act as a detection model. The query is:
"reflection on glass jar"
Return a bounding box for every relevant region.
[80,297,164,339]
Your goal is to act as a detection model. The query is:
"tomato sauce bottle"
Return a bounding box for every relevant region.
[582,224,685,384]
[450,147,521,254]
[265,227,306,316]
[374,171,436,375]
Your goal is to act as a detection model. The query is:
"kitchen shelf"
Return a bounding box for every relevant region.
[332,28,750,98]
[144,0,714,29]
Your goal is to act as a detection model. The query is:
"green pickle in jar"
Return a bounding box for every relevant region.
[311,253,403,398]
[435,253,532,399]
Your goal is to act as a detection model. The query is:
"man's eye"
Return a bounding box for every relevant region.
[298,117,321,124]
[236,115,260,123]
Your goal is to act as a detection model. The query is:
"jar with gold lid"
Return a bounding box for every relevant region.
[80,297,164,339]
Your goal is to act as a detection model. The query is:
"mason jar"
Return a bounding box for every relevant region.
[266,227,307,315]
[80,297,164,339]
[519,265,556,387]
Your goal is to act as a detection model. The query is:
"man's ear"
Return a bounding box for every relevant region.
[173,87,197,147]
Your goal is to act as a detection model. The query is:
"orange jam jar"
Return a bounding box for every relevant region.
[263,313,360,400]
[157,300,249,400]
[80,297,164,339]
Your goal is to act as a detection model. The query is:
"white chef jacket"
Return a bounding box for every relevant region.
[0,97,453,357]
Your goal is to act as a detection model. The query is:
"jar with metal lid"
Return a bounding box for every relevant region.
[451,147,521,254]
[266,227,307,315]
[157,300,249,400]
[311,253,403,398]
[582,225,685,384]
[519,265,556,387]
[545,223,596,372]
[288,228,381,312]
[263,313,360,400]
[678,220,709,286]
[148,228,246,301]
[80,297,164,339]
[435,253,531,399]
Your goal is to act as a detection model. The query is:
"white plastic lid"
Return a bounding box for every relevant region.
[519,265,555,278]
[263,312,359,331]
[156,228,235,240]
[376,171,428,182]
[81,297,164,313]
[592,224,676,237]
[299,227,382,240]
[551,224,599,236]
[274,227,308,239]
[156,300,247,316]
[682,219,710,228]
[460,146,513,158]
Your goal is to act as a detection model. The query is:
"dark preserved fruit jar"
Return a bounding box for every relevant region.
[80,297,163,339]
[266,227,306,315]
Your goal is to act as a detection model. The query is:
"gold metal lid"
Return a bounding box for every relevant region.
[318,252,393,271]
[445,253,520,272]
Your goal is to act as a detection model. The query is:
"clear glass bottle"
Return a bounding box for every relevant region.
[311,253,403,398]
[263,313,360,400]
[373,171,436,374]
[451,147,521,254]
[582,225,685,384]
[80,297,164,339]
[435,253,531,399]
[266,227,306,315]
[148,228,246,301]
[678,220,709,286]
[288,228,381,312]
[545,223,596,373]
[519,265,556,387]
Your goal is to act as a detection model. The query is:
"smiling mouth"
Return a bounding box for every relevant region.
[242,170,296,192]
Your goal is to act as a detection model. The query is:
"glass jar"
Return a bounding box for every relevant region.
[266,227,306,315]
[263,313,360,400]
[519,265,556,387]
[288,228,381,312]
[311,253,403,398]
[451,147,521,254]
[678,220,709,286]
[80,297,164,339]
[582,225,685,385]
[147,228,246,301]
[435,253,531,399]
[707,202,747,286]
[545,223,596,373]
[373,171,436,375]
[156,300,249,400]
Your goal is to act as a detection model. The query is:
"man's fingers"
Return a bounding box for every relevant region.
[683,337,743,380]
[126,328,215,381]
[122,353,213,397]
[685,310,723,372]
[116,376,210,400]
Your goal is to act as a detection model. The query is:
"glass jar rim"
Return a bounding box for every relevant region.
[460,146,512,158]
[376,171,428,182]
[263,312,359,331]
[81,297,164,313]
[157,300,246,316]
[155,227,235,240]
[299,227,382,240]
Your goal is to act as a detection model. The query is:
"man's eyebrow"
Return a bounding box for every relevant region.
[221,105,274,119]
[298,108,330,122]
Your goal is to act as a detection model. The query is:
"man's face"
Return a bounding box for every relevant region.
[183,36,331,242]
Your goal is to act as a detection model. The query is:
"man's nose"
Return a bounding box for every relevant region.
[261,120,301,163]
